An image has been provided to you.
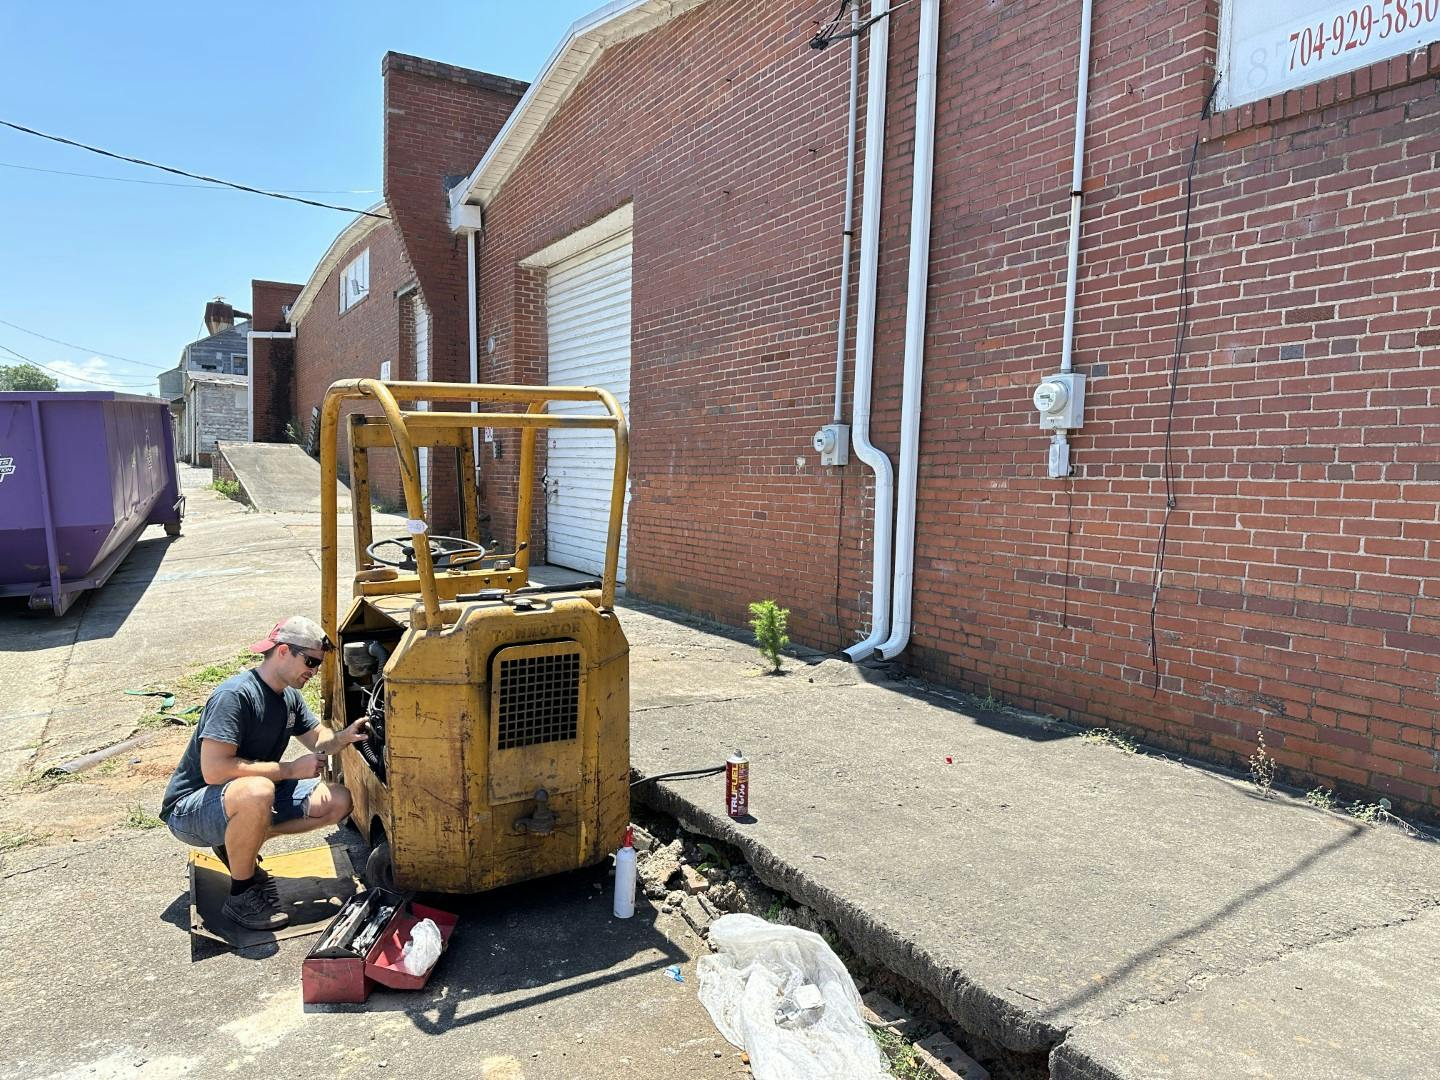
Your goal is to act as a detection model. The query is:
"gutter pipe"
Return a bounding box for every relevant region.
[831,1,861,425]
[246,329,295,441]
[1059,0,1095,374]
[876,0,940,660]
[468,228,481,472]
[843,0,896,663]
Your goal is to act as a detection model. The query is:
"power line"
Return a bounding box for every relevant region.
[0,342,156,390]
[0,119,389,219]
[0,159,377,195]
[0,316,158,372]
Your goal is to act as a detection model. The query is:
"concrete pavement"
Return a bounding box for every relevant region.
[216,441,352,513]
[5,464,1439,1078]
[622,602,1440,1079]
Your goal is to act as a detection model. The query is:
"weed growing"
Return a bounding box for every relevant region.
[870,1024,939,1080]
[124,805,164,830]
[1347,799,1391,824]
[748,599,790,673]
[1306,787,1338,811]
[212,478,243,502]
[175,652,255,697]
[0,830,42,854]
[695,841,731,874]
[1249,730,1276,798]
[1081,728,1141,755]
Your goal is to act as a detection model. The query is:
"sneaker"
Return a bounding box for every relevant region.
[213,848,280,908]
[222,883,291,932]
[252,865,281,908]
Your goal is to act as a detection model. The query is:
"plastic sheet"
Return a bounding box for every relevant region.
[698,914,891,1080]
[398,917,442,975]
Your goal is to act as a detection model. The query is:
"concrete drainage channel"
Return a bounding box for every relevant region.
[631,806,1034,1080]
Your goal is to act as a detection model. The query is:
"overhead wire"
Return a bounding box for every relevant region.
[0,342,155,390]
[810,0,916,48]
[0,119,389,219]
[0,316,161,372]
[0,159,376,194]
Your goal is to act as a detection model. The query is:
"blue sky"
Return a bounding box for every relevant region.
[0,0,596,392]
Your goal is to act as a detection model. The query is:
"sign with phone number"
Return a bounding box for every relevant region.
[1218,0,1440,111]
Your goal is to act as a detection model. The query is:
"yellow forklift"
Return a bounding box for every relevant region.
[316,379,630,892]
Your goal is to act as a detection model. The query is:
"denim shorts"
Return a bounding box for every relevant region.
[165,778,321,849]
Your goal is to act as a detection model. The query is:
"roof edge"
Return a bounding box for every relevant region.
[449,0,708,219]
[287,202,389,328]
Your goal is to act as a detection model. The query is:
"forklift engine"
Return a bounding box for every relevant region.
[317,379,630,894]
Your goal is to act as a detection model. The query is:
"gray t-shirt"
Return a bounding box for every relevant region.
[160,668,319,820]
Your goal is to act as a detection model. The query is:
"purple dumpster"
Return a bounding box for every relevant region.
[0,391,184,615]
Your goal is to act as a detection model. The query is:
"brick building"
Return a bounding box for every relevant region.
[249,53,526,519]
[436,0,1440,820]
[161,301,255,465]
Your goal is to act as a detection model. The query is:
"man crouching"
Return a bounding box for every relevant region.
[159,616,368,931]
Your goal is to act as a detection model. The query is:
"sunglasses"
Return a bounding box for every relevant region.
[288,645,324,669]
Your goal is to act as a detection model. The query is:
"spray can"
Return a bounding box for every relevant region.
[725,750,750,819]
[613,825,637,918]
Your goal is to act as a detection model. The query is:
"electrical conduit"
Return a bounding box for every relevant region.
[876,0,940,661]
[831,1,862,425]
[843,0,896,663]
[1059,0,1095,375]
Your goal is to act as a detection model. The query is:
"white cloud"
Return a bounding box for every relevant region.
[40,355,155,393]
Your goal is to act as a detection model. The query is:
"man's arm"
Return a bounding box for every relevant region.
[199,737,300,786]
[296,718,369,757]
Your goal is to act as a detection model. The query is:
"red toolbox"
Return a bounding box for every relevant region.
[302,888,457,1004]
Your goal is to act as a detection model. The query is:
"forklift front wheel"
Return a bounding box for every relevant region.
[363,840,395,890]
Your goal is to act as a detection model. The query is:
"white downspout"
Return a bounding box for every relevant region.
[843,0,895,663]
[467,228,480,470]
[830,1,861,425]
[246,329,295,441]
[1059,0,1095,375]
[876,0,940,661]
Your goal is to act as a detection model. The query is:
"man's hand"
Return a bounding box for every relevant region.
[285,753,326,780]
[334,719,370,747]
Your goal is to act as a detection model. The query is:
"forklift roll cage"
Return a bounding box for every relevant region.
[318,379,629,718]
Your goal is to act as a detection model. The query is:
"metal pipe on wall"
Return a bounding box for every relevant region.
[831,1,862,425]
[876,0,941,661]
[843,0,896,663]
[1059,0,1095,374]
[468,229,481,468]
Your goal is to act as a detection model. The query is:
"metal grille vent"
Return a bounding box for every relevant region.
[496,648,580,750]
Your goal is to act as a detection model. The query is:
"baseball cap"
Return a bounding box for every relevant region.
[249,615,334,655]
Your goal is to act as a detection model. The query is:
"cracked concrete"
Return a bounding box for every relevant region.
[8,468,1439,1078]
[623,604,1440,1078]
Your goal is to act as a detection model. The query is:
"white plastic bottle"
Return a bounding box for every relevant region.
[613,825,637,919]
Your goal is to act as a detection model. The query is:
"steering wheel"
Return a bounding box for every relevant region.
[366,534,488,571]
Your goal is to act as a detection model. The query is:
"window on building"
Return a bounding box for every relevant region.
[340,249,370,313]
[231,353,247,375]
[200,363,218,372]
[1218,0,1440,111]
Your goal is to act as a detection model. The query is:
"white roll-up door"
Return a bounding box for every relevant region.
[544,234,631,580]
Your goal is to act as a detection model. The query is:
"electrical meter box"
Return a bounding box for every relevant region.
[1033,372,1086,431]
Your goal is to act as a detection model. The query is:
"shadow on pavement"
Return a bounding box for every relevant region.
[1037,822,1367,1022]
[321,867,691,1034]
[0,530,173,650]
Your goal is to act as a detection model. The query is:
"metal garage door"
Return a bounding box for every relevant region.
[544,234,631,580]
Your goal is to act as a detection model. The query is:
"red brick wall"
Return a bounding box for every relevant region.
[291,222,410,509]
[468,0,1440,818]
[382,53,526,530]
[249,280,303,443]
